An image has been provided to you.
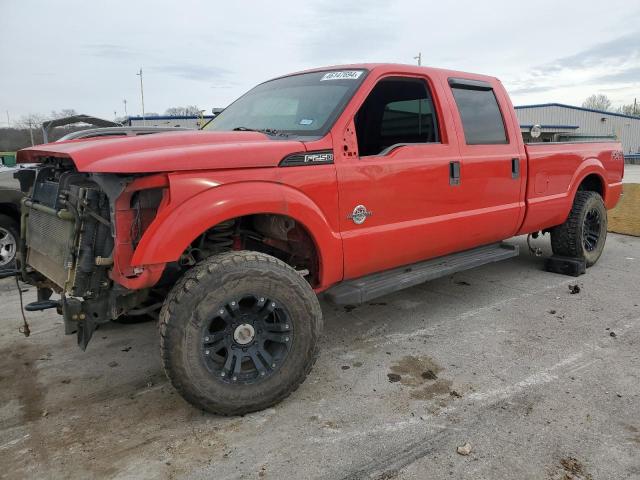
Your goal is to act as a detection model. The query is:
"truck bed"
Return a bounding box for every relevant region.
[518,141,624,234]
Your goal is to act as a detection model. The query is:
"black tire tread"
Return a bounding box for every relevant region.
[159,250,321,415]
[550,191,606,265]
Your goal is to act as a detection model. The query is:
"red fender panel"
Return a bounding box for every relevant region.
[130,181,343,290]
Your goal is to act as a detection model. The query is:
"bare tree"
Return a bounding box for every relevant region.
[50,109,79,119]
[15,113,48,129]
[582,94,612,112]
[164,105,201,116]
[616,102,639,116]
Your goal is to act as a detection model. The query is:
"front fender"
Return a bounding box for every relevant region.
[131,181,343,289]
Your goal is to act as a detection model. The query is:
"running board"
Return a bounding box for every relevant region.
[325,243,519,305]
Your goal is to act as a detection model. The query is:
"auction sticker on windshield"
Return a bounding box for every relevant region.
[320,71,363,81]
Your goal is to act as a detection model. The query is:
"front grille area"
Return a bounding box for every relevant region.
[26,208,76,288]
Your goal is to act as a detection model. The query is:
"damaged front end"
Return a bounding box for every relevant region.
[16,156,164,349]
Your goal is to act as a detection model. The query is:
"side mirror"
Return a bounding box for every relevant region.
[530,125,542,139]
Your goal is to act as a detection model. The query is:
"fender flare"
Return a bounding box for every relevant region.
[557,157,608,222]
[131,181,343,289]
[568,157,608,201]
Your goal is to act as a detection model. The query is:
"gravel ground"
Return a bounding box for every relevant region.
[0,234,639,480]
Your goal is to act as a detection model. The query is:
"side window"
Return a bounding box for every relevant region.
[355,77,440,156]
[449,80,507,145]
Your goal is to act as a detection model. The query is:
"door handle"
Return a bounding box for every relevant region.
[511,158,520,179]
[449,161,461,186]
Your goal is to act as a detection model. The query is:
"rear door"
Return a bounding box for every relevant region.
[442,78,526,246]
[334,73,469,279]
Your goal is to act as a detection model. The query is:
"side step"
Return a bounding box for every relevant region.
[325,243,519,305]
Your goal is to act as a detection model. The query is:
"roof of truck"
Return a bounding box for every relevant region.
[272,63,500,84]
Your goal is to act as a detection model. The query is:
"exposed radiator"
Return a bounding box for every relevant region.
[26,208,76,288]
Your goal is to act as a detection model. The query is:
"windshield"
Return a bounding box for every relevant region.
[204,69,367,136]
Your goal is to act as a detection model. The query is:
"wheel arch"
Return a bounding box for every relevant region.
[569,159,608,203]
[131,181,343,289]
[0,201,21,224]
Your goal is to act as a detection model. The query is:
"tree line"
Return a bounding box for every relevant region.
[582,94,639,115]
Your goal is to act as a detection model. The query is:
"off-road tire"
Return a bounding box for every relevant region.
[159,251,322,415]
[0,214,19,270]
[550,191,607,267]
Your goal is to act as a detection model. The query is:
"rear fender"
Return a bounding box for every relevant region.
[518,157,609,235]
[566,158,608,210]
[131,181,343,289]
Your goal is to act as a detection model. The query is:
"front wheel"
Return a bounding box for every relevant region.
[550,191,607,267]
[159,251,322,415]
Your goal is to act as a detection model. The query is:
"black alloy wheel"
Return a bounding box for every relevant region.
[201,294,293,384]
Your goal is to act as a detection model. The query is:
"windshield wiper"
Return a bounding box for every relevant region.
[232,126,289,137]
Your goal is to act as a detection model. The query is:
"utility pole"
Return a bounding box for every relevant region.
[414,52,422,66]
[634,98,637,116]
[28,120,34,146]
[137,68,146,125]
[123,99,128,117]
[5,110,9,128]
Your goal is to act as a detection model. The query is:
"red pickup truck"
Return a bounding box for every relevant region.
[13,64,624,414]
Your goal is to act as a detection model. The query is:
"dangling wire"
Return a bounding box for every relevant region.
[15,275,30,337]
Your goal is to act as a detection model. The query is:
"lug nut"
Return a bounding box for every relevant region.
[205,350,210,355]
[285,337,289,342]
[260,297,265,302]
[205,336,210,342]
[285,324,289,329]
[271,363,276,368]
[219,309,224,315]
[221,372,225,377]
[232,376,237,381]
[271,302,276,307]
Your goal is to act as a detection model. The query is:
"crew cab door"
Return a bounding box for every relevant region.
[443,78,526,244]
[334,73,468,279]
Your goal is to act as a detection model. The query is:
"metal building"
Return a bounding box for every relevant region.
[124,115,215,129]
[515,103,640,164]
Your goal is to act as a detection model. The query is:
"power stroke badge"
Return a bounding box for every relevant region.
[348,205,373,225]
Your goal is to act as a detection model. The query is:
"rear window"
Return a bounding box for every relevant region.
[450,81,507,145]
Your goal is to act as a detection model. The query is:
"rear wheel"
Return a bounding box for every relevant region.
[159,251,322,415]
[0,214,18,269]
[550,191,607,267]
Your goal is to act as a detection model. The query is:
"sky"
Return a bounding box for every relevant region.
[1,0,639,125]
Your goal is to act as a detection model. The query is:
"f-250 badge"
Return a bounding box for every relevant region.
[348,204,372,225]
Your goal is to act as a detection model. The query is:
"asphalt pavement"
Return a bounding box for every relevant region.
[0,234,638,479]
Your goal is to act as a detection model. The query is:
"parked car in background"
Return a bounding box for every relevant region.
[0,169,21,269]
